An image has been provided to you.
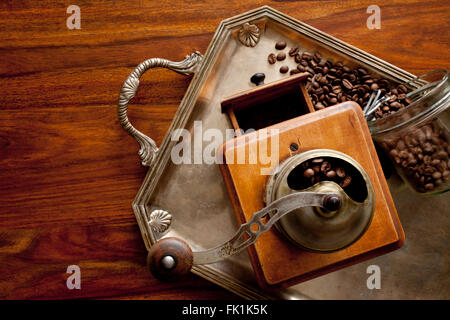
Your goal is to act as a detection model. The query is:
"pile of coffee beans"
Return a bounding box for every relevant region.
[267,41,411,117]
[381,124,450,192]
[287,157,368,202]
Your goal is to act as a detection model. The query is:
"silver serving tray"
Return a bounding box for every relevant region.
[118,6,449,299]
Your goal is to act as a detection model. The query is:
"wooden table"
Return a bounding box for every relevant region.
[0,0,448,299]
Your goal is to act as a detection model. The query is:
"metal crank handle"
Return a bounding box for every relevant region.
[146,192,342,281]
[117,51,203,167]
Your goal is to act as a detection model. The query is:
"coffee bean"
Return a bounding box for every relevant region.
[389,95,397,102]
[319,77,328,85]
[378,79,389,87]
[250,73,265,86]
[399,150,409,159]
[303,168,315,178]
[268,53,276,64]
[315,102,325,110]
[436,150,448,159]
[290,69,300,75]
[432,171,442,179]
[342,79,353,90]
[306,67,314,75]
[390,101,402,110]
[424,183,435,190]
[280,66,289,73]
[398,84,407,93]
[275,41,287,50]
[313,52,322,63]
[297,65,306,72]
[302,52,313,60]
[349,74,357,82]
[289,47,299,56]
[357,68,368,76]
[336,167,346,178]
[321,161,331,172]
[277,52,286,61]
[340,175,352,188]
[326,170,336,178]
[314,67,324,74]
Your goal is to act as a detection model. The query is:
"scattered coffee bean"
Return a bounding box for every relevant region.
[266,41,412,116]
[302,52,313,61]
[268,53,276,64]
[342,79,353,90]
[313,52,322,63]
[275,41,287,50]
[358,68,368,76]
[398,84,407,93]
[289,47,299,56]
[277,52,286,61]
[250,73,266,86]
[280,66,289,74]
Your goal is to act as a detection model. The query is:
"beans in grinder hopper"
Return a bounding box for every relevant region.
[287,157,368,202]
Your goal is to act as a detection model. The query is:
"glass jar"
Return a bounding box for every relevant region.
[369,70,450,196]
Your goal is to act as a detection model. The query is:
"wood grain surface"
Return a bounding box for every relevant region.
[0,0,449,299]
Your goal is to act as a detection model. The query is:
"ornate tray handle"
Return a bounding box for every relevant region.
[118,51,203,167]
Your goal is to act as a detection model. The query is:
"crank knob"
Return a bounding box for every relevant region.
[146,237,194,281]
[323,195,342,212]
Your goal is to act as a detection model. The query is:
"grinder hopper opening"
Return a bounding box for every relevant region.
[265,149,375,253]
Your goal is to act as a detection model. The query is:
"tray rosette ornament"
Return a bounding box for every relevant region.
[117,6,448,299]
